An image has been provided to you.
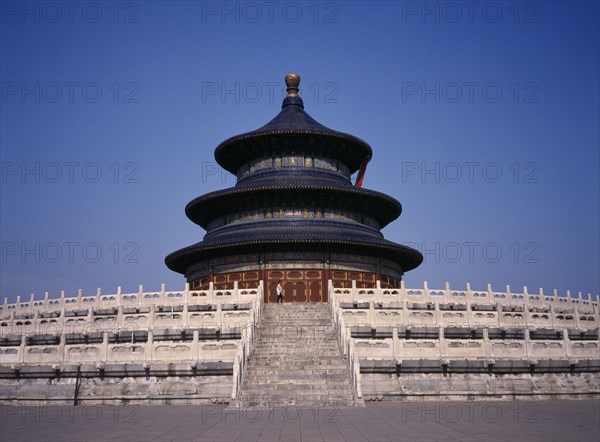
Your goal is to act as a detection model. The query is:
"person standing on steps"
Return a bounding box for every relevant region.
[276,280,284,303]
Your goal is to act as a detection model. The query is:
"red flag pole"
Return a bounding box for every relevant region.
[355,156,370,188]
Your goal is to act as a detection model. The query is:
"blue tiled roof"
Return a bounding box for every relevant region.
[257,96,334,132]
[214,95,372,174]
[165,222,423,274]
[184,182,402,229]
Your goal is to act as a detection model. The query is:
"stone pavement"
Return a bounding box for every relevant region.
[1,400,599,441]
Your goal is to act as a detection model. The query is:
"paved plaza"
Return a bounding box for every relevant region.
[1,400,599,442]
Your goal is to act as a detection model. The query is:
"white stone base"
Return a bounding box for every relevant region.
[361,373,600,401]
[0,376,233,405]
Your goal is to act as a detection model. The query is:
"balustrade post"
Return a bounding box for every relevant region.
[392,327,399,362]
[58,332,66,363]
[18,334,26,363]
[563,328,572,360]
[117,306,124,331]
[208,282,214,303]
[149,304,155,330]
[231,354,240,400]
[216,303,223,328]
[183,283,189,307]
[574,293,582,328]
[101,332,108,363]
[482,328,490,361]
[233,280,239,303]
[183,302,189,329]
[146,330,153,362]
[439,326,447,360]
[192,330,199,360]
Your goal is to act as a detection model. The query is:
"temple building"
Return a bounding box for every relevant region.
[1,74,597,406]
[165,74,423,302]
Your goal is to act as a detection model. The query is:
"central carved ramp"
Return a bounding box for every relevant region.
[239,303,357,407]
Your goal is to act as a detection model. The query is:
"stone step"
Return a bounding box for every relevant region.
[244,369,348,375]
[240,394,355,404]
[241,391,354,399]
[245,365,347,371]
[237,401,356,408]
[250,344,340,349]
[247,354,345,359]
[240,394,354,400]
[263,307,329,309]
[261,312,331,315]
[243,377,350,384]
[261,320,331,322]
[248,354,344,360]
[250,348,341,353]
[253,339,338,344]
[246,360,347,367]
[253,336,338,341]
[259,317,332,321]
[247,353,345,360]
[258,321,332,326]
[250,346,340,353]
[244,368,349,376]
[238,397,356,404]
[251,349,340,354]
[246,364,348,377]
[242,372,350,380]
[244,373,350,379]
[247,361,346,367]
[253,339,337,344]
[257,326,334,330]
[239,304,354,407]
[241,384,353,392]
[249,347,341,352]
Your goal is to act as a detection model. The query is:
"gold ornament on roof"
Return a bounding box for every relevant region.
[285,73,301,96]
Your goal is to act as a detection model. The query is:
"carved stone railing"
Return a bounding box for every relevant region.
[329,280,599,385]
[231,281,263,400]
[328,282,362,402]
[1,282,261,316]
[0,282,263,369]
[329,280,599,331]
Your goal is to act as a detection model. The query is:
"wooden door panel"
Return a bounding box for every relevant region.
[309,281,322,302]
[295,282,307,302]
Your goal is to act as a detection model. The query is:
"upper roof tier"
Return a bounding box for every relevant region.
[214,74,373,174]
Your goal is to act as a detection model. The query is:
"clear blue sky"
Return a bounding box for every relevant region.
[1,1,598,301]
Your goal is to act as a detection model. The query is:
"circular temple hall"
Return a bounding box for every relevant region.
[165,74,423,302]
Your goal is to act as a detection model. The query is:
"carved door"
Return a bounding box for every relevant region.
[266,269,323,302]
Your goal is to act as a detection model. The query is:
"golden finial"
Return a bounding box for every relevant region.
[285,73,301,97]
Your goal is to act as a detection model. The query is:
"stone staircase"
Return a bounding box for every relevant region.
[238,303,359,407]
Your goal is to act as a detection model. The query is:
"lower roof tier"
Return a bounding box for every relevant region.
[165,222,423,276]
